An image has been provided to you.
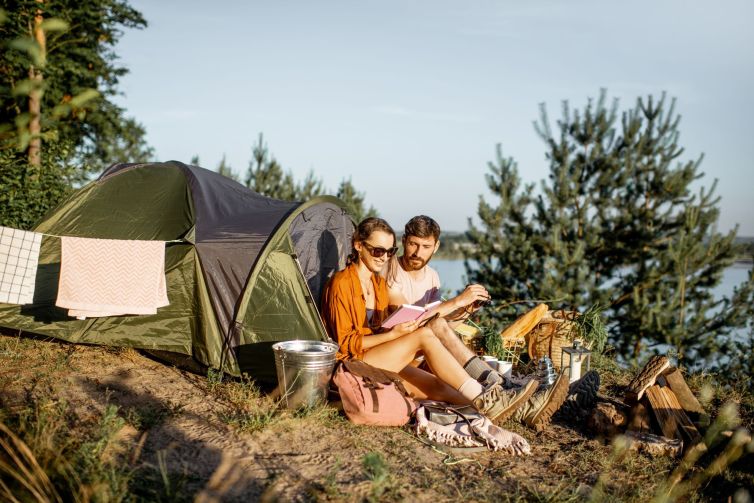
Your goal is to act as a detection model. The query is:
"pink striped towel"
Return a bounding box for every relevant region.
[56,237,168,318]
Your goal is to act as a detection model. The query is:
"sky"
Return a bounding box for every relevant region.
[113,0,754,234]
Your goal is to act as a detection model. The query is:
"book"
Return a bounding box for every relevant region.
[381,300,442,329]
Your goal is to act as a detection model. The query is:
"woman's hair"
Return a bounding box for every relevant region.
[347,217,395,265]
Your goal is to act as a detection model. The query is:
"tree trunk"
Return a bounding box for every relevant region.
[27,1,46,170]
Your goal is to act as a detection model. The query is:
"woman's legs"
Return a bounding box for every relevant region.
[362,326,471,390]
[397,365,470,404]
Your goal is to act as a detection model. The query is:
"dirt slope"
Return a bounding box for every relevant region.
[0,333,690,502]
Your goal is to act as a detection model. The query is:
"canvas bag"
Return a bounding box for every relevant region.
[332,360,417,426]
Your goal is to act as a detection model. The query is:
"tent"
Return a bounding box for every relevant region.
[0,161,354,380]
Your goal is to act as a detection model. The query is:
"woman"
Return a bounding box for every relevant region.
[322,217,537,421]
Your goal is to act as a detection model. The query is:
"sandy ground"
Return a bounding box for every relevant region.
[0,335,674,502]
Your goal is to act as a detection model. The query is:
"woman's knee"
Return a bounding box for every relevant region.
[413,326,442,349]
[427,317,454,340]
[428,316,450,332]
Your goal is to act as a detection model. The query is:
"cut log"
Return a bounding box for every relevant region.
[587,402,628,439]
[625,355,671,404]
[622,430,683,458]
[596,393,630,414]
[627,399,653,433]
[656,367,710,428]
[645,385,680,439]
[645,385,703,450]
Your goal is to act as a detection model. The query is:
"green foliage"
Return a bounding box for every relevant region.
[571,304,609,353]
[0,398,132,502]
[466,90,754,367]
[0,0,153,173]
[0,139,74,229]
[336,177,377,223]
[245,132,377,221]
[362,451,392,502]
[215,153,238,182]
[245,133,299,200]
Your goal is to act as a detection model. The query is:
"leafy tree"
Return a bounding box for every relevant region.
[466,90,754,366]
[0,0,152,175]
[0,140,73,229]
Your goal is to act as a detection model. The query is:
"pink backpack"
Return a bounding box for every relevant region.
[333,360,417,426]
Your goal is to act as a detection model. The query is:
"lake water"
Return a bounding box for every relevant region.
[431,259,753,302]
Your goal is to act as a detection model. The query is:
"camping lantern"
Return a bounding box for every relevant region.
[561,340,591,384]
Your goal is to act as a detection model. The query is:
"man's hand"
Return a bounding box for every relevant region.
[454,284,490,311]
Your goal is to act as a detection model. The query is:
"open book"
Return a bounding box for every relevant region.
[381,300,442,329]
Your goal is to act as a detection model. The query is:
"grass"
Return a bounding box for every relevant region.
[362,451,393,502]
[0,398,132,502]
[1,330,753,501]
[123,402,183,431]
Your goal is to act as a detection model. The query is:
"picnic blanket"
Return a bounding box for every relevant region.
[415,402,531,455]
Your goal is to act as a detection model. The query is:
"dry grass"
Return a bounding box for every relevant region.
[0,331,752,502]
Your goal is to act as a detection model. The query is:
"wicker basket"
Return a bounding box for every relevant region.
[500,337,526,368]
[454,323,485,356]
[526,310,587,369]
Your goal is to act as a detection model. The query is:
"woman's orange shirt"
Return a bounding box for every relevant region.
[321,262,389,361]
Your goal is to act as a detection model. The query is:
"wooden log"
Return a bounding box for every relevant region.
[645,385,703,450]
[627,399,653,433]
[625,355,671,404]
[656,367,710,428]
[622,430,683,458]
[645,385,681,440]
[596,393,631,414]
[587,401,628,439]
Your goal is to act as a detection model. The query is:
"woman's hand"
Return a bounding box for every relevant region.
[392,319,420,338]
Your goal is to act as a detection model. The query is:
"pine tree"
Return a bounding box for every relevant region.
[466,90,754,365]
[215,154,237,181]
[243,133,378,221]
[244,133,297,200]
[336,178,377,223]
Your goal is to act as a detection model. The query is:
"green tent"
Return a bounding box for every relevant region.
[0,161,354,380]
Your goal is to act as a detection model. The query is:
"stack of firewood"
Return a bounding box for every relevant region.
[587,356,710,458]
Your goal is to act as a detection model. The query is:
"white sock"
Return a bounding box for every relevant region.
[457,378,484,401]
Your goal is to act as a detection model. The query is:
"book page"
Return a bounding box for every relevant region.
[381,304,425,329]
[416,300,442,322]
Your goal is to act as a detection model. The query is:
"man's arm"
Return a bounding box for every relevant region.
[387,286,410,311]
[431,284,490,325]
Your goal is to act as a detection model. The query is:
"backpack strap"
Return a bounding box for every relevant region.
[343,360,414,415]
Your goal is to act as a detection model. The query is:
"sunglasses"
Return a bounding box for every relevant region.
[362,241,398,258]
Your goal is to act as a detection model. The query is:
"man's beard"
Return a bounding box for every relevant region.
[405,255,428,270]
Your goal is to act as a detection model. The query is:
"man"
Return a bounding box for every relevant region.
[383,215,571,432]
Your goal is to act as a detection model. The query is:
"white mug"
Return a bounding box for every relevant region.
[497,360,513,379]
[481,355,499,371]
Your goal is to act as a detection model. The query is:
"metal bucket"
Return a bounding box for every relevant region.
[272,340,339,409]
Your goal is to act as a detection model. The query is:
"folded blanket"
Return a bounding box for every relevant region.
[415,403,531,455]
[57,237,168,317]
[0,226,42,305]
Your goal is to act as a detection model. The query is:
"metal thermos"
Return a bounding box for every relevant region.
[537,356,558,387]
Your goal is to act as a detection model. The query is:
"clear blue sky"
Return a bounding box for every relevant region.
[114,0,754,234]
